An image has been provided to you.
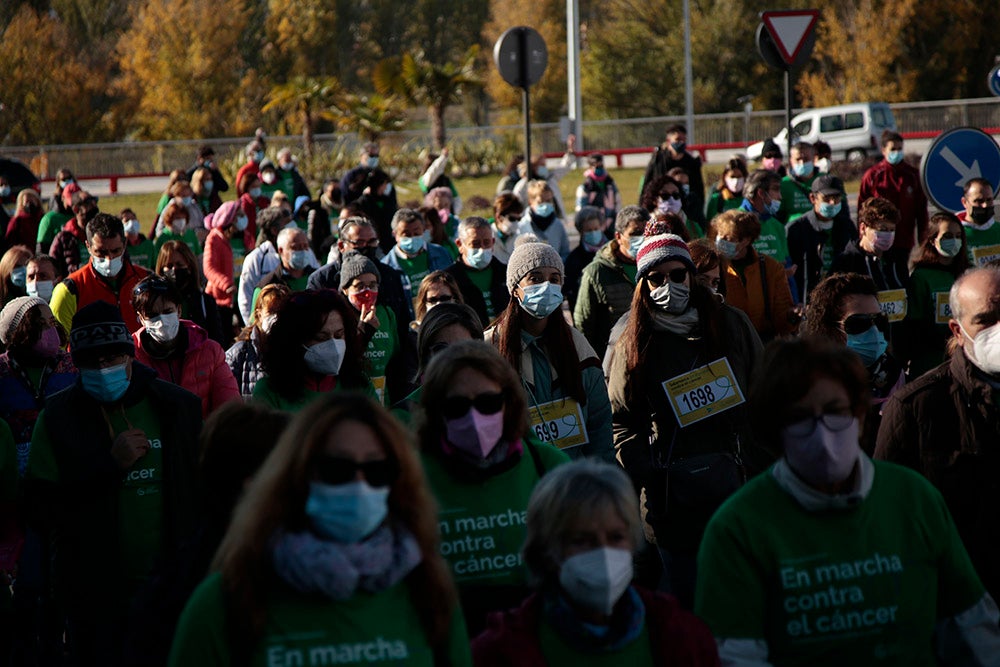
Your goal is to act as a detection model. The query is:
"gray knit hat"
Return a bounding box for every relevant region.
[339,251,381,290]
[506,242,564,294]
[0,296,46,344]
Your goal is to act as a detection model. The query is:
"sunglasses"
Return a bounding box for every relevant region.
[426,294,454,305]
[442,391,505,419]
[841,312,889,336]
[659,192,682,201]
[314,456,399,487]
[133,276,173,297]
[646,267,688,288]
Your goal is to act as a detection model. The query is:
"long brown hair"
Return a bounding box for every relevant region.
[491,295,587,406]
[212,393,457,650]
[911,211,969,275]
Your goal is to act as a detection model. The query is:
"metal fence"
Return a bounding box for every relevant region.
[4,97,1000,179]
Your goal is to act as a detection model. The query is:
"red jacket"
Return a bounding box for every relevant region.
[63,259,149,333]
[471,588,719,667]
[133,319,240,418]
[202,229,234,307]
[235,162,259,197]
[858,159,929,250]
[5,210,41,249]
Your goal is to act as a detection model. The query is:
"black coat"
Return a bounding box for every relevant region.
[444,257,510,327]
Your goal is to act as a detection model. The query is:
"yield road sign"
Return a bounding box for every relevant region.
[920,127,1000,212]
[761,9,819,66]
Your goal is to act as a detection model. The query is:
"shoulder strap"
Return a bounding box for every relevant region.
[759,256,772,326]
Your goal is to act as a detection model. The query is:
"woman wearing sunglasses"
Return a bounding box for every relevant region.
[412,270,464,330]
[169,393,472,665]
[641,174,703,241]
[696,337,1000,666]
[252,289,375,412]
[486,242,613,463]
[607,228,766,608]
[417,340,569,635]
[131,275,240,419]
[801,273,904,454]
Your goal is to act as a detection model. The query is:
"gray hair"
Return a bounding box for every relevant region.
[391,208,423,232]
[276,226,306,252]
[744,169,780,199]
[522,459,643,585]
[614,205,650,235]
[277,147,293,161]
[457,216,491,237]
[339,216,374,238]
[950,266,1000,323]
[575,206,604,232]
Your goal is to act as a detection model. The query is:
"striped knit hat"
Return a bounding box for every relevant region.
[636,232,695,277]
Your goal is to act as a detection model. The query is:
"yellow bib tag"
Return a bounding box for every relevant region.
[662,358,745,428]
[972,244,1000,267]
[934,292,953,325]
[876,289,907,323]
[372,376,386,405]
[528,398,588,450]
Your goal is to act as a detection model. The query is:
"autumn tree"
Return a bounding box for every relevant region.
[0,6,111,144]
[262,76,345,158]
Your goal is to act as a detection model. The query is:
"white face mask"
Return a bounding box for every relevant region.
[143,312,180,344]
[28,280,54,301]
[782,416,860,487]
[960,321,1000,375]
[303,338,347,376]
[559,547,633,616]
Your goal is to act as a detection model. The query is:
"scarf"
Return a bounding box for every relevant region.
[440,437,524,471]
[529,209,557,231]
[543,587,646,652]
[650,307,700,337]
[271,522,422,601]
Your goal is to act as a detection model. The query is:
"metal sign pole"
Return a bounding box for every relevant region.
[519,28,532,167]
[785,69,793,149]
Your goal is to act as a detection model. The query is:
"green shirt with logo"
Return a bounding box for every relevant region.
[466,265,496,319]
[127,237,157,271]
[752,218,790,262]
[963,222,1000,266]
[364,305,399,405]
[396,251,431,289]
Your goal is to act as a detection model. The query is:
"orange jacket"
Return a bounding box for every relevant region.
[723,249,796,339]
[60,259,150,334]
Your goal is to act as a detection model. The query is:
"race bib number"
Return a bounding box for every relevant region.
[662,358,745,428]
[971,244,1000,267]
[372,376,386,405]
[876,289,907,323]
[529,398,588,450]
[935,292,953,325]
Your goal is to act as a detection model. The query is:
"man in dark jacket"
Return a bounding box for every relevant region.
[786,175,858,302]
[22,301,202,665]
[445,216,509,326]
[185,144,229,211]
[573,206,650,360]
[875,266,1000,600]
[642,124,705,227]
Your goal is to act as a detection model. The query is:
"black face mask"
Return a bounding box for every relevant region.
[163,266,192,289]
[971,206,993,225]
[358,246,379,261]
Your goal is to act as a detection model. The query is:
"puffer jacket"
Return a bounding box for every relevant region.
[133,320,240,418]
[573,240,637,360]
[225,333,264,401]
[723,248,797,340]
[202,228,234,307]
[49,219,88,274]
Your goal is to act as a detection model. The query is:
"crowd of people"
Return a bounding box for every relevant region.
[1,124,1000,666]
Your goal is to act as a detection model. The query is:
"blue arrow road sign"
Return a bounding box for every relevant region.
[920,127,1000,213]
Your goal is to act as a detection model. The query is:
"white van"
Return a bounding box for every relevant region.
[747,102,897,162]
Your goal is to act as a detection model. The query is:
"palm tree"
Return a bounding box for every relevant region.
[373,46,481,150]
[262,76,344,158]
[335,93,409,143]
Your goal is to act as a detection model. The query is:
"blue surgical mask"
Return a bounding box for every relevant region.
[204,181,214,193]
[818,202,842,219]
[288,250,311,270]
[253,150,264,163]
[937,238,962,258]
[11,266,26,288]
[593,167,606,177]
[886,150,904,165]
[305,480,389,543]
[583,230,605,248]
[536,166,550,179]
[627,236,644,259]
[81,363,131,403]
[792,163,813,178]
[366,156,380,168]
[466,247,492,270]
[397,235,426,255]
[765,197,781,216]
[533,202,554,218]
[235,215,249,232]
[715,237,739,259]
[846,326,887,368]
[518,281,563,319]
[249,187,263,198]
[92,255,124,278]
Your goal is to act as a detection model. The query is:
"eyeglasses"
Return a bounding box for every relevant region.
[314,456,399,487]
[783,412,855,438]
[658,192,682,201]
[442,391,505,419]
[646,267,688,287]
[344,238,379,248]
[500,213,522,223]
[841,312,888,336]
[425,294,455,305]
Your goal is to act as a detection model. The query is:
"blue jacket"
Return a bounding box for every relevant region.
[381,243,453,302]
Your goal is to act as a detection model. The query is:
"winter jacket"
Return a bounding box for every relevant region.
[577,171,622,224]
[829,240,910,291]
[133,320,240,418]
[225,333,264,400]
[723,249,797,340]
[858,158,929,251]
[642,146,706,226]
[48,219,89,274]
[517,213,570,262]
[202,228,234,308]
[785,209,857,301]
[563,244,597,312]
[50,258,150,336]
[381,243,453,304]
[573,241,637,360]
[874,351,1000,600]
[238,241,281,322]
[445,256,510,327]
[512,152,577,218]
[472,588,719,667]
[309,258,416,337]
[5,209,41,249]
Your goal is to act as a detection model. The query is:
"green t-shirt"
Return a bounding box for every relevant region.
[396,251,431,289]
[422,443,569,587]
[364,305,399,405]
[154,228,201,260]
[127,237,157,271]
[622,261,638,284]
[252,375,377,413]
[28,397,165,591]
[778,174,816,223]
[168,573,472,667]
[466,265,496,319]
[705,190,744,221]
[538,615,654,667]
[752,217,790,262]
[963,222,1000,267]
[695,460,984,667]
[156,194,170,215]
[37,210,71,249]
[906,265,957,376]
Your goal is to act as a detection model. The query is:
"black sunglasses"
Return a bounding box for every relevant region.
[314,456,399,488]
[659,192,682,201]
[841,313,889,336]
[442,392,505,419]
[647,267,688,287]
[426,294,455,305]
[133,276,172,297]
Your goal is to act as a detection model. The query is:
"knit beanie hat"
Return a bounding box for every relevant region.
[506,242,564,294]
[339,251,381,290]
[0,296,46,344]
[69,301,135,366]
[636,232,696,278]
[205,200,241,230]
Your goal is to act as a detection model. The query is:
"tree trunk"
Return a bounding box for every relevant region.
[302,107,314,160]
[431,102,446,150]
